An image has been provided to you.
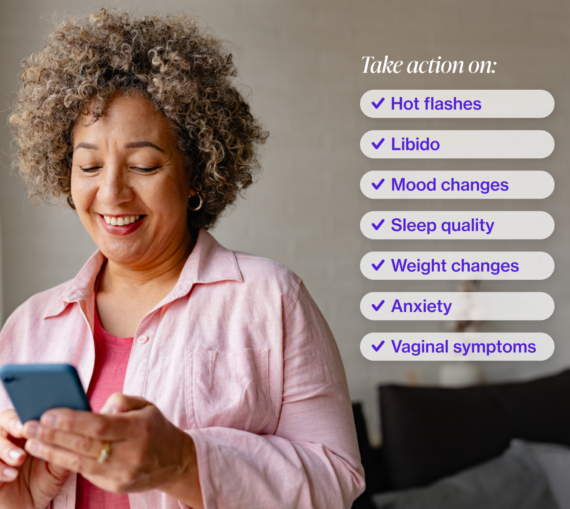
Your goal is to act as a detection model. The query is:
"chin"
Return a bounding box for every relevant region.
[97,239,148,266]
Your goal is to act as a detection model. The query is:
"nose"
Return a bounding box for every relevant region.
[97,163,135,206]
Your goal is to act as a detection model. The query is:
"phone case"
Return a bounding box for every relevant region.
[0,364,91,423]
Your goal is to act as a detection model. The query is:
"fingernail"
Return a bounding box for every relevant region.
[100,404,118,415]
[26,440,41,455]
[12,420,22,433]
[26,423,40,439]
[8,449,24,461]
[2,467,17,479]
[41,414,58,428]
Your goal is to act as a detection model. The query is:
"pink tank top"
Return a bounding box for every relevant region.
[76,289,133,508]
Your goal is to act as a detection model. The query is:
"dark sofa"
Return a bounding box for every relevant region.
[352,368,570,508]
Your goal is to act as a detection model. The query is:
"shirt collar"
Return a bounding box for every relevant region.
[43,228,243,319]
[170,228,243,299]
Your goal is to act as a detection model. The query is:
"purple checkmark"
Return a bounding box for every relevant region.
[372,179,385,190]
[372,98,385,109]
[372,300,385,311]
[372,138,385,150]
[372,219,385,230]
[372,341,385,352]
[372,260,385,271]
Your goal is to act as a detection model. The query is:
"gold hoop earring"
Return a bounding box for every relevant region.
[188,193,203,211]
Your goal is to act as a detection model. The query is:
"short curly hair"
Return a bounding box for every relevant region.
[9,8,268,229]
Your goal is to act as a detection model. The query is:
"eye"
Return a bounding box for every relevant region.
[80,166,102,173]
[132,166,161,172]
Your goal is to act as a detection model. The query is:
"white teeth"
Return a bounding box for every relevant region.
[103,215,142,226]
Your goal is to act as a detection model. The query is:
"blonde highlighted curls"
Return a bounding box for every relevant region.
[9,8,268,229]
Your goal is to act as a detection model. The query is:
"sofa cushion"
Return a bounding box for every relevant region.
[379,369,570,489]
[372,440,558,509]
[527,441,570,509]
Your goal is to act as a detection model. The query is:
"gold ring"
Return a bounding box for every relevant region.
[97,442,112,463]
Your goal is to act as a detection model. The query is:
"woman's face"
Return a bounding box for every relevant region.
[71,95,192,268]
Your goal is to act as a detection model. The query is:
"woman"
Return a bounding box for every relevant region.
[0,8,365,509]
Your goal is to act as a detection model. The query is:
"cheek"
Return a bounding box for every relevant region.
[143,175,189,218]
[70,171,96,213]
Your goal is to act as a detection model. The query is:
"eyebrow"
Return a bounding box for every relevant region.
[124,141,165,153]
[73,141,165,153]
[74,142,99,152]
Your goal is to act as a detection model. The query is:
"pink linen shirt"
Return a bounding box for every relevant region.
[0,228,365,509]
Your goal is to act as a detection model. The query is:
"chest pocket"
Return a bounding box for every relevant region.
[187,348,273,433]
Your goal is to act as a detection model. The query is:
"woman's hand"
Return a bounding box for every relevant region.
[21,394,203,507]
[0,409,69,508]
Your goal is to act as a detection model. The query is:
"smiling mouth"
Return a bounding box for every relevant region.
[100,214,145,226]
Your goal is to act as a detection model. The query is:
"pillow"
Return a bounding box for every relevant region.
[379,369,570,489]
[372,440,559,509]
[526,441,570,509]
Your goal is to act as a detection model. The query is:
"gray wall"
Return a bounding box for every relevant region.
[1,0,568,442]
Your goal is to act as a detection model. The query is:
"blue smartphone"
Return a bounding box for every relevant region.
[0,364,91,423]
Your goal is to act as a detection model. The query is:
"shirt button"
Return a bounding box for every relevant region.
[137,335,149,345]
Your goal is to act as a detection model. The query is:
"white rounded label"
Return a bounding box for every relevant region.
[360,130,554,159]
[360,211,554,240]
[360,333,554,361]
[360,292,554,321]
[360,90,554,118]
[360,252,554,280]
[360,171,554,199]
